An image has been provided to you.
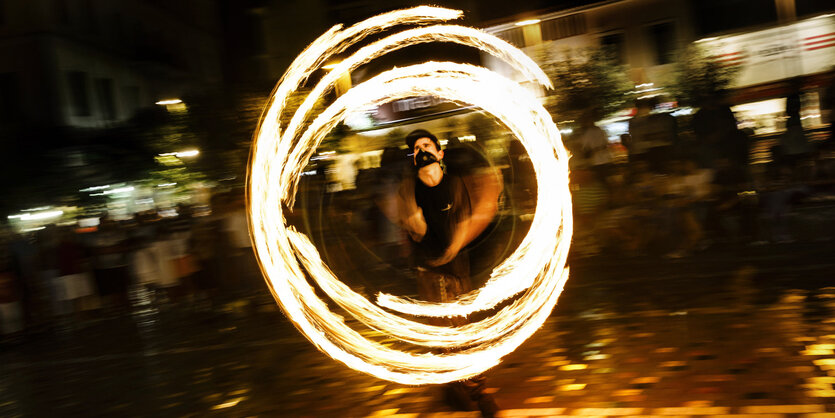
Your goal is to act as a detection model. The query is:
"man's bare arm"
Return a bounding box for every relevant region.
[375,177,427,242]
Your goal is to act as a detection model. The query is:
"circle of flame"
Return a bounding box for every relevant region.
[248,6,572,385]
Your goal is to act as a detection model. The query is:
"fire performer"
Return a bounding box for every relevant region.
[384,129,502,416]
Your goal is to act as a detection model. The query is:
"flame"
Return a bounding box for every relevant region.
[247,6,572,385]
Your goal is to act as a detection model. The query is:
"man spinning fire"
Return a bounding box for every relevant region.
[384,129,502,416]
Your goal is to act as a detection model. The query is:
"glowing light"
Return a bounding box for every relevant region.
[176,150,199,158]
[155,99,183,105]
[102,186,135,195]
[160,150,199,158]
[671,107,694,117]
[211,397,246,410]
[637,93,661,100]
[80,185,110,192]
[78,218,100,228]
[515,19,541,26]
[8,210,64,221]
[248,6,572,385]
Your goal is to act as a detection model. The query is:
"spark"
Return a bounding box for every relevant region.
[247,6,572,385]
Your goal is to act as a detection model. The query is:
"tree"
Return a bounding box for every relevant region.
[671,44,740,107]
[540,47,634,122]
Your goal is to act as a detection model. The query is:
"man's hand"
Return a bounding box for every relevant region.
[426,247,459,267]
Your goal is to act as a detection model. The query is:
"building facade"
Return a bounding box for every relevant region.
[482,0,696,92]
[0,0,222,129]
[481,0,835,134]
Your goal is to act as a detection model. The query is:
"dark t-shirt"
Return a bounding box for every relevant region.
[413,173,472,280]
[415,174,454,260]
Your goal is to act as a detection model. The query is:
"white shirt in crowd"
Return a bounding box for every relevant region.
[224,209,252,249]
[577,125,613,167]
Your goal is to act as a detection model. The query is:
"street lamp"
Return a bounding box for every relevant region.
[155,98,186,112]
[159,149,200,158]
[155,99,183,105]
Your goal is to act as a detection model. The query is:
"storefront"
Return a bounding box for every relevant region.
[699,13,834,135]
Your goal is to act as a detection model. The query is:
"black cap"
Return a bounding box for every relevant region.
[405,129,440,151]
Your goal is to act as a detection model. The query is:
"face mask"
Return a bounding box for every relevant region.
[415,149,438,168]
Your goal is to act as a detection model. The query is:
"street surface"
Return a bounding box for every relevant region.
[2,204,835,417]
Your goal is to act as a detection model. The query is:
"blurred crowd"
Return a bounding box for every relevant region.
[0,192,262,342]
[2,87,834,343]
[568,90,835,258]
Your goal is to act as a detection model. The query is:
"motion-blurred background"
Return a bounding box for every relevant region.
[1,0,835,416]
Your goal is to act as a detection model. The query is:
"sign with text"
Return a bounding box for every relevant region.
[701,14,835,88]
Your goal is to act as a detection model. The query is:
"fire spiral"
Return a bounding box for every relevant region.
[248,6,572,385]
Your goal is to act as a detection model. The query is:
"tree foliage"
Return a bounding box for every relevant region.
[671,44,740,107]
[540,47,634,122]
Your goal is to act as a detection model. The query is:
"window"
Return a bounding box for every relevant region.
[541,14,587,41]
[95,78,116,120]
[600,33,625,64]
[0,72,21,121]
[649,22,676,65]
[66,71,90,116]
[496,27,525,48]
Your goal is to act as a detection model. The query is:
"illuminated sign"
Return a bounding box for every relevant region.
[700,14,835,87]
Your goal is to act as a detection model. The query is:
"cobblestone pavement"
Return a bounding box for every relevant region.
[3,221,835,416]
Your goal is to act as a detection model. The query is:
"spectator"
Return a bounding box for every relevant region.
[692,92,738,169]
[709,157,749,243]
[8,230,41,332]
[90,219,130,312]
[36,227,61,320]
[222,194,261,296]
[56,228,96,320]
[628,97,677,172]
[575,111,613,184]
[664,160,713,257]
[0,234,24,341]
[571,169,609,257]
[777,89,813,180]
[130,230,178,305]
